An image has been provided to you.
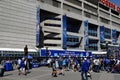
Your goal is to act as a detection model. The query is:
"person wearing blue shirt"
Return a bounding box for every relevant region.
[58,58,64,75]
[74,58,79,72]
[19,58,26,75]
[81,58,89,80]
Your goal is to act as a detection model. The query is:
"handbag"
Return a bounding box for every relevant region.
[87,72,91,77]
[87,72,92,80]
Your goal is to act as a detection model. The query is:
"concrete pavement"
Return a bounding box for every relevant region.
[1,67,120,80]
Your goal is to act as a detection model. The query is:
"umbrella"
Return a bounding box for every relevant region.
[27,55,33,59]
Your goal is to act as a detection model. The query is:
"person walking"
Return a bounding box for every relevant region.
[81,58,89,80]
[19,58,26,75]
[93,58,100,72]
[17,58,21,75]
[0,64,4,77]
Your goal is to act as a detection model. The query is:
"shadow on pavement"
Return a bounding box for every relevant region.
[4,73,13,77]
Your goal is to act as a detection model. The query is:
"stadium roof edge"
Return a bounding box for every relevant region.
[92,51,107,54]
[41,48,85,51]
[0,48,37,52]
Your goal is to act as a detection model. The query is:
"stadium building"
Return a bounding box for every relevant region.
[0,0,120,58]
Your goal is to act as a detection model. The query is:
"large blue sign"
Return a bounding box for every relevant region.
[36,7,40,47]
[62,15,67,49]
[100,26,105,43]
[84,20,89,51]
[112,29,117,44]
[40,49,92,57]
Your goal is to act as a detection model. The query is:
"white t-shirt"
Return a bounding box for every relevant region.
[93,59,100,65]
[18,59,21,65]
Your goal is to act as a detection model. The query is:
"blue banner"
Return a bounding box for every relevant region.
[36,7,40,47]
[84,20,89,51]
[62,15,67,49]
[112,29,117,44]
[40,49,92,57]
[100,26,105,43]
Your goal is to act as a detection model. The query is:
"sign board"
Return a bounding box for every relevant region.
[99,0,120,12]
[40,49,92,57]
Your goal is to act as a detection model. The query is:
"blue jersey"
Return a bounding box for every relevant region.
[81,60,89,72]
[20,60,25,68]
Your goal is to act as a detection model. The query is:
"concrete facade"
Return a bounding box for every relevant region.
[37,0,120,52]
[0,0,36,49]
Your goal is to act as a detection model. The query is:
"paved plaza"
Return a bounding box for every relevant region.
[1,67,120,80]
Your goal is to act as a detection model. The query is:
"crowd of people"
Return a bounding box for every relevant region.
[46,57,120,80]
[0,57,32,77]
[93,57,120,73]
[1,56,120,80]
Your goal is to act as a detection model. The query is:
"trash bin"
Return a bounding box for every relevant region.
[0,66,4,77]
[4,62,13,71]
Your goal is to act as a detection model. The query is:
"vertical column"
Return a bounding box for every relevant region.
[81,0,85,50]
[109,9,112,26]
[81,0,84,17]
[98,2,101,51]
[109,8,112,44]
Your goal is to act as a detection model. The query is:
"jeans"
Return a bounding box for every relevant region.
[81,71,88,80]
[94,65,99,72]
[0,68,4,77]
